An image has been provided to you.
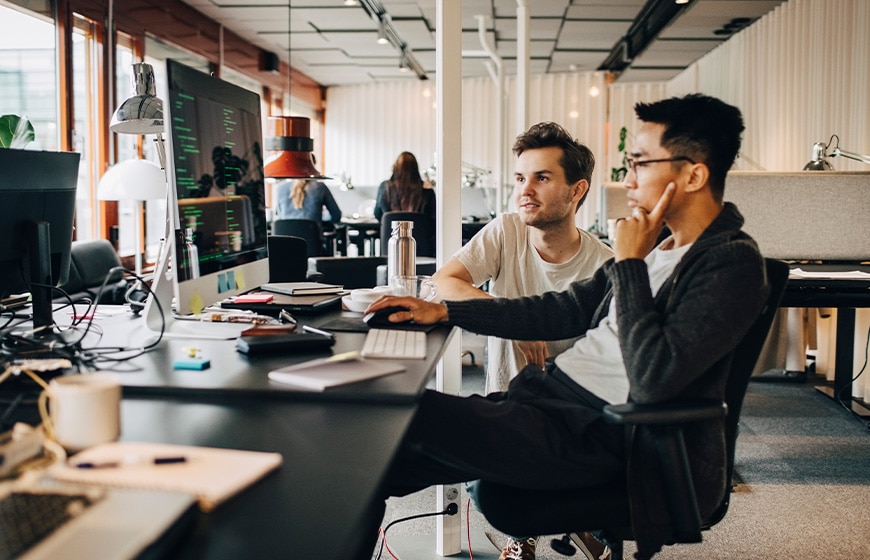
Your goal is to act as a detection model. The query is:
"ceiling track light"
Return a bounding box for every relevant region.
[598,0,697,74]
[376,19,388,44]
[357,0,427,80]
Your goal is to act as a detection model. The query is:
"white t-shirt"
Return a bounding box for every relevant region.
[555,240,692,404]
[454,213,614,393]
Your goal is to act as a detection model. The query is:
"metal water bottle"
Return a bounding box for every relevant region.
[387,220,416,283]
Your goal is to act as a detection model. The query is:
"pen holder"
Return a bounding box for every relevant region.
[40,373,121,453]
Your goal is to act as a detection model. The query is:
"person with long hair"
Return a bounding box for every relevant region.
[374,151,435,222]
[274,179,342,225]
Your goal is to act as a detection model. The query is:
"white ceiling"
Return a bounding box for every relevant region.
[182,0,786,87]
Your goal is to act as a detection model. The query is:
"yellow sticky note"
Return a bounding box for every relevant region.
[235,269,246,290]
[189,291,205,315]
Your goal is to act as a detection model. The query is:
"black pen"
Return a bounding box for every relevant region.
[72,456,187,469]
[302,325,334,338]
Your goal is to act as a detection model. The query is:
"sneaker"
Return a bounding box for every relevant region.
[498,536,537,560]
[570,531,610,560]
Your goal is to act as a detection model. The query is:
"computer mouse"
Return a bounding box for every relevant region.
[363,306,412,328]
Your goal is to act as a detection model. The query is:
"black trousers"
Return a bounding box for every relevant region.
[357,365,626,557]
[386,363,625,495]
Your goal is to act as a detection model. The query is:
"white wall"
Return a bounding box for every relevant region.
[610,0,870,173]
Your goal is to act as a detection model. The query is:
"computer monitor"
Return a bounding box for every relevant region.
[143,60,269,338]
[0,148,80,331]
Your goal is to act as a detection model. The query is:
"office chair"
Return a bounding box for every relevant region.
[307,256,387,289]
[272,219,325,257]
[471,258,789,560]
[267,235,309,282]
[380,211,436,257]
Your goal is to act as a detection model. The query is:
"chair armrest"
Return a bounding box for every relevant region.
[603,400,727,426]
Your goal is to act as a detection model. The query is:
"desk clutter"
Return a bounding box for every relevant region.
[50,441,283,512]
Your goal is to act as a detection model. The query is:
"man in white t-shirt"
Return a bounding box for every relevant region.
[434,122,613,394]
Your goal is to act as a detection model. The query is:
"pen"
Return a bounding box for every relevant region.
[279,309,297,325]
[72,456,187,469]
[302,324,334,338]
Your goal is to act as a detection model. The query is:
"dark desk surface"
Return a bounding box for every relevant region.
[118,396,412,560]
[71,307,454,404]
[3,305,455,560]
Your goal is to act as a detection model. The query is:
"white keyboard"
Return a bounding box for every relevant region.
[361,329,426,359]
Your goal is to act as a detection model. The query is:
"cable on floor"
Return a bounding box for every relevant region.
[375,502,458,560]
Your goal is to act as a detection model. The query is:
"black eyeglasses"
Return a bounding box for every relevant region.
[625,156,695,172]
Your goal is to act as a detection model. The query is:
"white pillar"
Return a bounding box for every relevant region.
[435,1,463,556]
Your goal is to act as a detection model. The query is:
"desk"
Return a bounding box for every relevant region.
[780,264,870,416]
[341,218,380,256]
[77,308,454,404]
[119,396,414,560]
[2,306,456,559]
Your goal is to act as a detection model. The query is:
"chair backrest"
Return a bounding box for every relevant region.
[267,235,309,283]
[307,256,387,289]
[706,257,789,524]
[272,219,323,257]
[379,211,435,257]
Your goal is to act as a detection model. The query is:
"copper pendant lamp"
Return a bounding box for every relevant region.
[263,116,328,179]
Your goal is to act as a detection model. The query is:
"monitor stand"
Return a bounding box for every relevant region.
[142,237,247,341]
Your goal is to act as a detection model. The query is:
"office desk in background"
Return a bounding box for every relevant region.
[781,264,870,416]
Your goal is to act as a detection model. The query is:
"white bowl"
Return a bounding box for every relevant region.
[342,295,369,313]
[349,286,393,304]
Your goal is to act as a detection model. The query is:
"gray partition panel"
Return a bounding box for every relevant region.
[724,171,870,261]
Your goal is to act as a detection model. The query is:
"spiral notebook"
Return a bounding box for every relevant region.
[51,441,283,512]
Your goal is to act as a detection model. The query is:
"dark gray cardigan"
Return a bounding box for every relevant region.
[446,203,770,557]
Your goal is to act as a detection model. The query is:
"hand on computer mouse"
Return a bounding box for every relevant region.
[363,306,412,328]
[364,296,448,325]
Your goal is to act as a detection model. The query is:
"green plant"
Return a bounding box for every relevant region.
[0,114,36,148]
[610,126,628,182]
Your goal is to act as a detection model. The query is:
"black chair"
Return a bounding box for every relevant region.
[273,219,325,257]
[471,258,789,560]
[380,211,436,257]
[307,256,387,289]
[56,239,129,304]
[267,235,309,283]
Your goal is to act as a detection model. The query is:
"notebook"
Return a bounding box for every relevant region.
[268,351,406,391]
[260,282,343,295]
[50,441,283,513]
[220,290,343,315]
[5,482,196,560]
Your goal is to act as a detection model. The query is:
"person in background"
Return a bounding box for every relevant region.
[275,179,342,225]
[434,122,613,397]
[364,94,769,560]
[374,151,436,222]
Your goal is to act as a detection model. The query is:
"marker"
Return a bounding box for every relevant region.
[302,324,334,338]
[72,456,187,469]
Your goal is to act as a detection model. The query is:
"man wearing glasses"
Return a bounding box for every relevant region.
[365,94,770,560]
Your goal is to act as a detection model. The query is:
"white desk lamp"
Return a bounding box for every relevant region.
[804,135,870,170]
[110,62,167,169]
[97,159,166,274]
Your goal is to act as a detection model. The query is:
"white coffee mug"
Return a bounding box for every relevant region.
[44,373,121,453]
[390,275,438,301]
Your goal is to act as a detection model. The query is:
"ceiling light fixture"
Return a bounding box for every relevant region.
[358,0,427,80]
[377,19,389,44]
[599,0,697,75]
